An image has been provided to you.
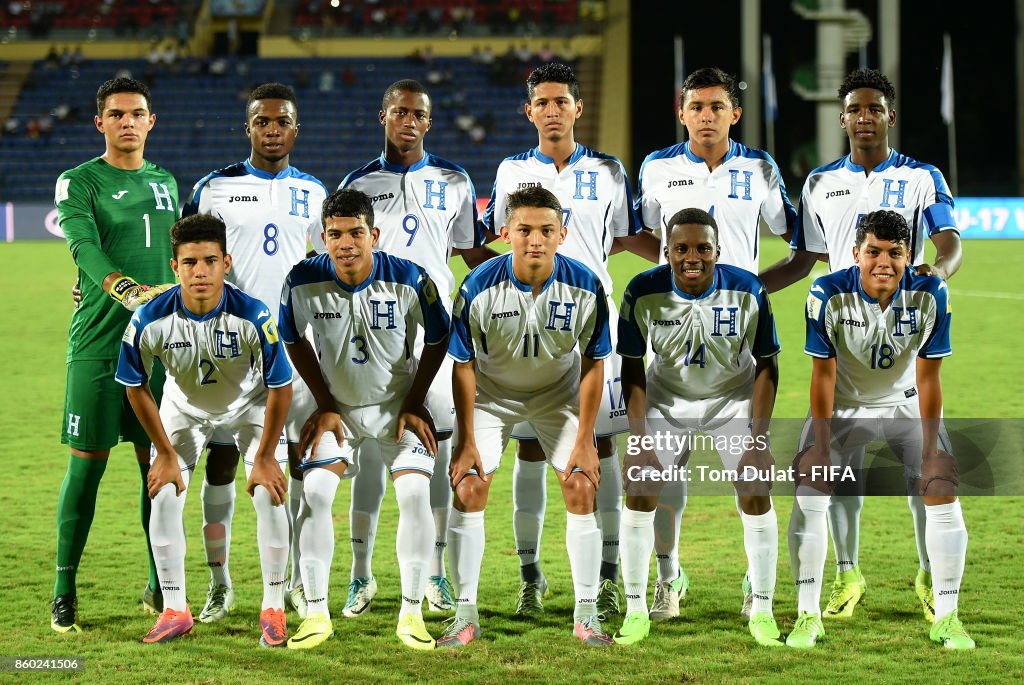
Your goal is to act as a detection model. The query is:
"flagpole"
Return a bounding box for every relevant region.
[942,33,959,196]
[762,34,776,156]
[675,35,685,142]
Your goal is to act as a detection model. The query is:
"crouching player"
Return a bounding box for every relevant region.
[788,210,972,649]
[278,189,449,651]
[116,214,292,645]
[441,187,614,648]
[615,208,783,646]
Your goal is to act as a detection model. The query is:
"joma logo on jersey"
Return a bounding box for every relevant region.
[825,189,851,199]
[517,182,542,189]
[666,179,694,188]
[228,195,258,203]
[838,318,865,328]
[491,311,520,320]
[370,192,395,202]
[652,319,682,326]
[163,341,193,349]
[314,312,343,319]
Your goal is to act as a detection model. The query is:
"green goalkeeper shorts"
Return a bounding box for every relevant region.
[61,359,165,451]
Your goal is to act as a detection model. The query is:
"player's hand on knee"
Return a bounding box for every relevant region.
[449,443,485,488]
[299,409,344,461]
[621,441,660,497]
[147,452,185,498]
[396,401,438,456]
[792,443,834,493]
[564,442,600,488]
[736,445,775,497]
[247,454,288,505]
[920,448,960,497]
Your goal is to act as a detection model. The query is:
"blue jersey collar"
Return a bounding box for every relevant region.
[533,144,586,167]
[670,266,720,301]
[683,140,738,164]
[331,252,378,293]
[854,265,905,305]
[842,148,897,174]
[378,151,430,173]
[244,158,295,180]
[180,287,227,322]
[507,253,557,294]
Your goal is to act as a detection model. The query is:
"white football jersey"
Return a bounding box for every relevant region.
[791,149,958,272]
[116,284,292,419]
[483,144,641,295]
[183,160,328,312]
[634,140,796,272]
[279,252,450,409]
[340,152,482,301]
[805,266,952,407]
[618,264,780,408]
[449,253,611,399]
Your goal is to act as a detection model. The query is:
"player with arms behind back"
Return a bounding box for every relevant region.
[117,214,292,646]
[441,187,614,649]
[182,82,327,625]
[615,208,782,647]
[787,210,972,650]
[337,79,497,618]
[278,189,450,651]
[761,69,963,622]
[52,77,177,633]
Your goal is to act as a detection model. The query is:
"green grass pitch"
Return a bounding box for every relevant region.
[0,239,1021,684]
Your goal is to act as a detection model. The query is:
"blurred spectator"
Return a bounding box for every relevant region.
[44,45,59,70]
[319,68,335,92]
[294,65,310,89]
[341,67,356,87]
[538,44,555,62]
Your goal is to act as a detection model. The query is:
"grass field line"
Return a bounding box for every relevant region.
[949,287,1024,300]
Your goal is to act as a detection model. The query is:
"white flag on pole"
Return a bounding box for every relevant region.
[941,33,954,125]
[762,35,777,123]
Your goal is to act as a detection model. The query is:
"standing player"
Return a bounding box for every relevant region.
[633,66,797,620]
[614,208,782,646]
[483,62,655,619]
[787,210,972,650]
[117,214,292,646]
[52,77,178,633]
[278,189,450,651]
[337,79,497,617]
[182,83,327,623]
[440,187,614,648]
[760,69,963,621]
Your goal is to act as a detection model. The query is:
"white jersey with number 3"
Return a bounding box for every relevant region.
[183,160,328,311]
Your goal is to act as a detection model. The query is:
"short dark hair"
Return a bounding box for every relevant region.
[382,79,431,112]
[680,67,740,109]
[838,68,896,106]
[96,77,152,116]
[170,214,227,256]
[505,186,563,224]
[322,188,374,228]
[667,207,719,243]
[855,210,910,247]
[247,82,298,113]
[526,62,580,101]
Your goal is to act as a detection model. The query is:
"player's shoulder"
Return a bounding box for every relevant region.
[373,251,431,289]
[728,140,781,169]
[58,156,103,179]
[133,285,182,329]
[904,270,948,300]
[810,266,858,301]
[140,158,176,181]
[283,165,328,194]
[497,148,537,169]
[222,282,275,322]
[715,263,768,296]
[577,144,624,166]
[554,253,604,295]
[642,141,689,166]
[887,150,938,172]
[459,253,512,301]
[423,151,472,178]
[339,157,385,189]
[192,160,249,190]
[287,252,335,288]
[806,155,848,180]
[624,264,673,299]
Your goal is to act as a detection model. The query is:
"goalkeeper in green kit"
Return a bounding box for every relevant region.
[52,77,178,633]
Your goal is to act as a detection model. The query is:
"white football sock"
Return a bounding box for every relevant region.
[908,495,931,573]
[349,444,385,581]
[150,469,192,613]
[619,507,655,615]
[448,509,485,618]
[299,468,339,618]
[287,475,305,590]
[827,494,863,575]
[925,499,967,620]
[566,511,601,619]
[394,474,433,618]
[596,448,622,579]
[201,480,234,588]
[512,458,547,574]
[251,484,289,610]
[429,439,452,577]
[790,488,830,616]
[741,507,778,616]
[653,476,686,581]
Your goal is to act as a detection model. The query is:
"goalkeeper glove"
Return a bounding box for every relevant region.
[108,276,174,312]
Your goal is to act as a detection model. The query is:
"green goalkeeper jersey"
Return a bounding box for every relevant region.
[56,157,178,362]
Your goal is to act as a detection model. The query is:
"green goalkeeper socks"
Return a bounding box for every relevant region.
[138,460,159,590]
[54,455,107,597]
